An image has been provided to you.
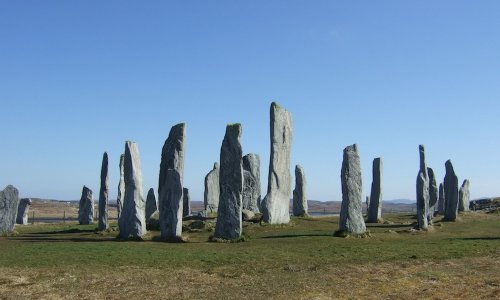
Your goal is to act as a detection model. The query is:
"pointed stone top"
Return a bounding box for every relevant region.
[445,159,454,172]
[295,164,304,172]
[213,162,219,170]
[461,179,469,187]
[344,144,358,153]
[419,144,425,152]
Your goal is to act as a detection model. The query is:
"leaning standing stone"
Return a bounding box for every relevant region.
[444,160,459,221]
[427,167,438,224]
[98,152,109,231]
[0,185,20,233]
[367,158,383,223]
[242,153,261,213]
[338,144,366,235]
[261,102,293,224]
[204,163,220,213]
[118,141,146,239]
[459,179,470,212]
[416,145,429,230]
[145,188,157,221]
[117,154,125,219]
[214,124,244,240]
[292,165,308,217]
[16,198,32,225]
[437,183,445,215]
[183,188,191,217]
[78,186,94,225]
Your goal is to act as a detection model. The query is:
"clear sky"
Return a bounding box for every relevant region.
[1,1,499,202]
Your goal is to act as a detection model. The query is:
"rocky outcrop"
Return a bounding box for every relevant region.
[444,160,459,221]
[78,186,94,225]
[145,188,157,221]
[367,158,383,223]
[204,163,220,213]
[0,185,20,233]
[261,102,293,224]
[183,188,191,217]
[242,154,261,213]
[427,167,438,224]
[214,124,244,240]
[16,198,31,225]
[117,154,125,219]
[459,179,470,212]
[339,144,366,235]
[292,165,308,217]
[98,152,109,231]
[438,183,445,215]
[416,145,429,230]
[118,141,146,239]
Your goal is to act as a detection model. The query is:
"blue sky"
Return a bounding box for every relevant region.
[1,1,499,202]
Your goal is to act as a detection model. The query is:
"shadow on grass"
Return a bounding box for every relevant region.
[260,233,333,239]
[31,228,96,235]
[366,223,413,229]
[453,237,500,241]
[8,236,118,243]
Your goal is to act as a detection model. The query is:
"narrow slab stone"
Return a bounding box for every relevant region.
[261,102,293,224]
[292,164,308,217]
[117,154,125,219]
[118,141,146,239]
[16,198,32,225]
[214,124,243,240]
[367,157,383,223]
[0,185,20,233]
[416,145,429,230]
[339,144,366,235]
[427,167,438,224]
[242,153,261,213]
[98,152,109,231]
[145,188,157,220]
[78,186,94,225]
[444,160,459,221]
[204,163,220,213]
[183,187,191,217]
[459,179,470,212]
[437,183,445,215]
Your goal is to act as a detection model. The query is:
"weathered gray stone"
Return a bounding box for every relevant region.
[365,196,370,211]
[367,158,383,223]
[118,141,146,239]
[214,124,243,240]
[427,167,438,224]
[16,198,31,225]
[416,145,429,230]
[98,152,109,231]
[145,188,157,220]
[444,160,459,221]
[183,188,191,217]
[261,102,293,224]
[459,179,470,212]
[437,183,445,215]
[292,165,308,217]
[242,209,256,221]
[78,186,94,225]
[339,144,366,235]
[242,154,261,213]
[204,163,220,213]
[0,185,19,233]
[117,154,125,219]
[158,123,186,240]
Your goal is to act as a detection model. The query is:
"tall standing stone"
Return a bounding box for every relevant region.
[242,153,261,213]
[444,160,459,221]
[16,198,32,225]
[214,124,244,240]
[183,188,191,217]
[145,188,157,221]
[158,123,186,241]
[437,183,445,215]
[78,186,94,225]
[261,102,293,224]
[367,158,383,223]
[292,165,308,217]
[459,179,470,212]
[204,163,220,213]
[98,152,109,231]
[339,144,366,235]
[117,154,125,219]
[118,141,146,239]
[427,167,438,224]
[416,145,429,230]
[0,185,20,233]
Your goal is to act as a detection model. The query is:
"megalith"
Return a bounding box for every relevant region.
[416,145,429,230]
[16,198,32,225]
[117,154,125,219]
[437,183,445,215]
[0,185,20,233]
[118,141,146,239]
[367,157,383,223]
[183,188,191,217]
[443,160,459,221]
[214,124,244,240]
[145,188,157,221]
[204,163,220,213]
[78,186,94,225]
[459,179,470,212]
[98,152,109,231]
[338,144,366,235]
[292,165,308,217]
[242,153,261,213]
[261,102,293,224]
[427,167,438,224]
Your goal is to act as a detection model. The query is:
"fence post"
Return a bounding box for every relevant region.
[32,211,35,225]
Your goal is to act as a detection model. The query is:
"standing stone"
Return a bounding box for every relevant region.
[0,185,20,233]
[459,179,470,212]
[117,154,125,219]
[367,158,383,223]
[158,123,186,240]
[183,188,191,217]
[437,183,445,215]
[261,102,293,224]
[78,186,94,225]
[98,152,109,231]
[416,145,429,230]
[214,124,244,240]
[118,141,146,239]
[145,188,157,221]
[16,198,32,225]
[242,154,261,213]
[292,165,308,217]
[338,144,366,235]
[427,167,438,224]
[444,160,459,221]
[365,196,370,211]
[204,163,220,213]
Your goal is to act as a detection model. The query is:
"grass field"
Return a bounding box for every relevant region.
[1,211,499,299]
